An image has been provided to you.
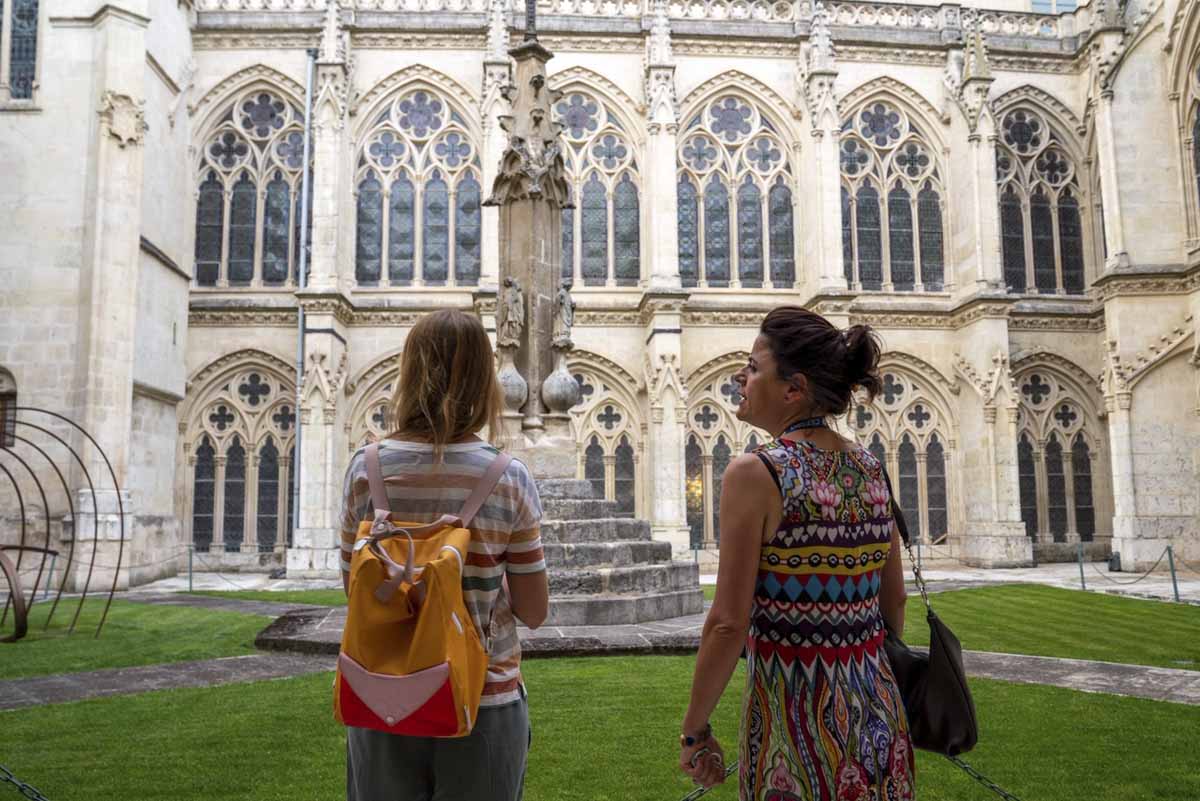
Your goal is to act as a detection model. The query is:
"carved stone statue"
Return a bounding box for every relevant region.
[552,282,575,349]
[497,276,525,348]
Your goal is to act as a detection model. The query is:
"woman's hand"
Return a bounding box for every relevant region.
[679,734,727,789]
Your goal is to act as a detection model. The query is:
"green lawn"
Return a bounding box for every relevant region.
[0,599,267,680]
[188,588,349,607]
[3,656,1198,801]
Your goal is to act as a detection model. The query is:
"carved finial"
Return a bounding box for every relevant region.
[319,0,344,63]
[963,12,992,82]
[1094,0,1125,30]
[524,0,537,42]
[809,2,836,73]
[647,0,673,65]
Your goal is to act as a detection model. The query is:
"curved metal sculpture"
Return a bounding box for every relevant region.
[0,408,124,641]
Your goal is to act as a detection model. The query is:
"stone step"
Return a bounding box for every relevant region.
[541,498,621,521]
[542,540,673,568]
[540,518,652,544]
[535,479,595,500]
[548,561,698,596]
[546,588,705,626]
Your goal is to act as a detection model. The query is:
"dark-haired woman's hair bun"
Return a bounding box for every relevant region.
[844,324,883,401]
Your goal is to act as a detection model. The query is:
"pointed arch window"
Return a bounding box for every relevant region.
[840,102,946,292]
[1045,434,1068,540]
[193,90,310,288]
[1072,434,1095,540]
[555,91,642,286]
[615,436,636,517]
[1017,433,1038,538]
[711,436,732,544]
[1,0,39,101]
[996,108,1091,295]
[897,435,920,540]
[677,95,796,288]
[256,439,281,552]
[192,437,216,551]
[685,436,704,549]
[223,438,247,553]
[355,91,483,287]
[584,436,605,500]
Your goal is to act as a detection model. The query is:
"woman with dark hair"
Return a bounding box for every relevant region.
[678,306,913,801]
[339,309,549,801]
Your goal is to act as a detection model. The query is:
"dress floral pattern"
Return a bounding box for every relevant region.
[740,438,914,801]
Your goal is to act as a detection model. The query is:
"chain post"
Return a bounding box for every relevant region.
[1166,546,1180,603]
[1077,541,1086,591]
[188,543,194,593]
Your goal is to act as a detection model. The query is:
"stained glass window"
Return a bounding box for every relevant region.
[9,0,38,100]
[743,433,761,454]
[868,433,886,467]
[257,439,280,552]
[195,172,224,287]
[562,201,575,281]
[423,173,449,284]
[455,176,482,285]
[356,88,482,285]
[685,436,704,548]
[1018,433,1037,538]
[581,173,608,285]
[997,108,1092,296]
[1030,191,1056,292]
[262,174,291,286]
[711,436,732,544]
[388,176,415,285]
[613,174,640,285]
[192,437,215,551]
[1001,187,1026,291]
[678,178,699,287]
[678,96,793,286]
[737,177,763,286]
[615,436,635,517]
[1072,434,1095,542]
[228,174,257,286]
[926,434,947,540]
[356,173,383,285]
[1045,435,1067,541]
[584,436,605,501]
[898,435,920,541]
[704,175,730,286]
[291,177,312,285]
[1058,193,1084,293]
[917,186,944,290]
[888,186,915,290]
[842,186,854,284]
[223,438,246,552]
[855,186,883,290]
[768,180,795,284]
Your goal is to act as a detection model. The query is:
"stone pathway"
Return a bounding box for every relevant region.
[0,653,334,711]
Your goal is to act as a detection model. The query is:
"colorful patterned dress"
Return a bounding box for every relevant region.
[740,437,914,801]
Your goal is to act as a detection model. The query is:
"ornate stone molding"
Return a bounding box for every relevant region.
[569,349,642,391]
[954,350,1017,406]
[299,295,355,326]
[351,32,487,50]
[189,64,306,126]
[1008,314,1105,332]
[879,352,960,396]
[681,310,765,327]
[192,33,320,51]
[186,347,297,395]
[1091,267,1200,300]
[345,350,400,397]
[550,66,642,119]
[1011,349,1103,399]
[991,83,1086,136]
[575,309,641,325]
[354,64,480,135]
[98,91,148,148]
[539,34,643,53]
[677,69,801,141]
[189,308,298,327]
[838,75,949,129]
[688,350,749,389]
[1117,315,1196,391]
[642,352,687,406]
[673,38,797,58]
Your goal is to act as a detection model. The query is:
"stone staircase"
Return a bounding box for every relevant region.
[538,479,704,626]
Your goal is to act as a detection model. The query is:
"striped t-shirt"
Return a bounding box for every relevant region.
[339,438,545,708]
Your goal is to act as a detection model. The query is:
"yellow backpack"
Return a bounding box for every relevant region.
[334,443,512,737]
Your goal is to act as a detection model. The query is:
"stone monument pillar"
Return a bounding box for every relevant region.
[485,8,580,478]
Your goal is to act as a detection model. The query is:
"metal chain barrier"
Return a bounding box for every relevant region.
[0,765,51,801]
[1173,554,1200,577]
[1087,547,1168,586]
[947,756,1025,801]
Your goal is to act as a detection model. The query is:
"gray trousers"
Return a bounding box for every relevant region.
[346,693,530,801]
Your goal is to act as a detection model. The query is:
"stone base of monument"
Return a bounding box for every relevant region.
[537,479,704,626]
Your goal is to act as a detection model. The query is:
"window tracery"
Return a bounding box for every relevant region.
[1014,366,1107,543]
[840,100,946,292]
[186,365,297,554]
[354,89,482,287]
[677,95,796,289]
[1,0,39,101]
[995,108,1089,294]
[553,90,642,287]
[570,367,640,517]
[193,88,311,288]
[848,365,955,543]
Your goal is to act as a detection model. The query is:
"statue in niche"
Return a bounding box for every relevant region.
[552,281,575,349]
[498,277,525,348]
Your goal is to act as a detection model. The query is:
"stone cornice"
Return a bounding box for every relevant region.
[1090,264,1200,300]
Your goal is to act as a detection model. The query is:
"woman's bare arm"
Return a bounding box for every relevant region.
[879,523,907,637]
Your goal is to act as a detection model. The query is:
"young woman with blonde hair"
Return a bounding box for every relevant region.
[339,308,549,801]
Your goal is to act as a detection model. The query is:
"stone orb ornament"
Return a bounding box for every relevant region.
[541,350,581,414]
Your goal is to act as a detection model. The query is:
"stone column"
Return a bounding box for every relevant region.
[481,0,512,287]
[642,293,690,555]
[308,7,352,294]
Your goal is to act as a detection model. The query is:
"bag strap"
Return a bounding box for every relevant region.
[880,468,934,615]
[459,452,512,528]
[365,442,390,515]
